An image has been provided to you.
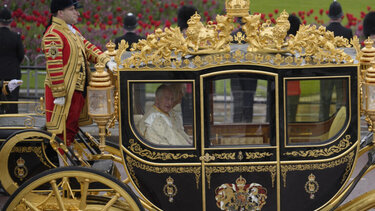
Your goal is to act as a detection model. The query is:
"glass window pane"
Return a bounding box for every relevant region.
[286,78,348,144]
[208,76,270,146]
[132,82,194,147]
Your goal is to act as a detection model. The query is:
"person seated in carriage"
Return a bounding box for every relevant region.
[137,84,192,146]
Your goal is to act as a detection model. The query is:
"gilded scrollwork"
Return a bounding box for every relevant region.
[126,156,201,188]
[212,153,236,160]
[281,151,354,188]
[284,135,352,158]
[205,165,277,189]
[128,139,197,160]
[11,146,53,168]
[245,152,273,159]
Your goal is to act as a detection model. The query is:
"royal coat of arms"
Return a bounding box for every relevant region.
[215,176,268,210]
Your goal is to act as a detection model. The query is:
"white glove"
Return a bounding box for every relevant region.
[8,79,23,92]
[106,60,117,72]
[54,97,65,106]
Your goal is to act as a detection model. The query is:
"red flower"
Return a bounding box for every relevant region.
[146,8,150,13]
[164,3,169,9]
[204,11,209,17]
[138,13,143,19]
[173,17,177,22]
[261,13,265,20]
[87,27,92,32]
[180,2,184,6]
[325,10,329,15]
[303,20,307,25]
[367,6,371,11]
[113,30,117,35]
[108,15,113,20]
[203,0,208,4]
[44,10,49,16]
[102,34,107,39]
[37,34,41,39]
[165,20,171,28]
[41,0,45,3]
[310,9,314,14]
[314,16,318,21]
[77,17,82,22]
[96,6,101,11]
[271,18,276,24]
[268,13,273,18]
[27,25,31,30]
[36,47,41,53]
[149,15,153,21]
[358,25,363,31]
[116,16,122,23]
[211,0,216,5]
[108,20,113,25]
[274,9,278,14]
[159,7,164,13]
[116,7,122,12]
[319,9,324,15]
[142,0,147,5]
[21,35,25,40]
[10,21,16,28]
[94,14,99,19]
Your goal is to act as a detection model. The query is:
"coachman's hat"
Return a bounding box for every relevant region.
[363,11,375,38]
[0,5,12,24]
[123,13,137,31]
[50,0,82,13]
[328,0,343,19]
[177,5,198,31]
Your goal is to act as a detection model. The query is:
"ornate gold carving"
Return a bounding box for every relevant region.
[238,151,244,160]
[126,156,201,188]
[288,25,353,63]
[284,135,351,157]
[205,165,277,189]
[226,0,250,17]
[199,153,216,162]
[245,10,290,52]
[128,139,196,160]
[115,0,355,69]
[245,152,273,159]
[14,157,28,181]
[11,146,53,168]
[163,177,178,203]
[281,151,355,187]
[304,173,319,199]
[212,153,236,160]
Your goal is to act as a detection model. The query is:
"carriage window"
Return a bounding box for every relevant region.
[132,82,194,146]
[207,77,270,146]
[286,78,348,144]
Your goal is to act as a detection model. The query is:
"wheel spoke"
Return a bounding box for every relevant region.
[103,193,120,211]
[50,179,66,211]
[79,178,90,210]
[22,198,41,211]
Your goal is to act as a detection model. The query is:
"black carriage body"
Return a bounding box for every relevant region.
[119,61,359,211]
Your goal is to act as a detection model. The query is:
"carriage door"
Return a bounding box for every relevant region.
[201,69,279,211]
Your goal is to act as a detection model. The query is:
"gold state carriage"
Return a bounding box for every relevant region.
[1,0,375,210]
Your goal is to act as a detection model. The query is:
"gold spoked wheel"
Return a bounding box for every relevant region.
[3,166,144,211]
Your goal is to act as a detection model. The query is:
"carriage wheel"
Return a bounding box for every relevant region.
[0,129,59,195]
[3,166,144,211]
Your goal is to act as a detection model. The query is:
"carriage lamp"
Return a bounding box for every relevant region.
[363,61,375,133]
[87,62,115,153]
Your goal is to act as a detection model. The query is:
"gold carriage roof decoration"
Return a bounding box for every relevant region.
[115,0,360,69]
